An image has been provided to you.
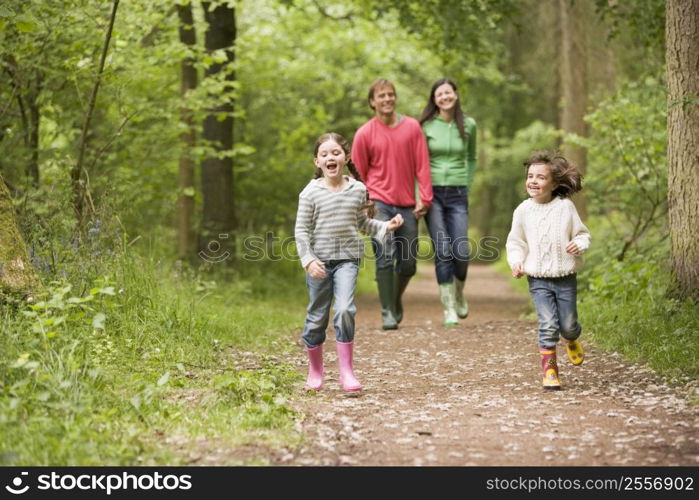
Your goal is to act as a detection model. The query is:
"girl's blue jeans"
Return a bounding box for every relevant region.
[425,186,470,284]
[371,200,419,277]
[527,274,582,349]
[301,259,359,348]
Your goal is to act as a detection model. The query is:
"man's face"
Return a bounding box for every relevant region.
[370,84,396,116]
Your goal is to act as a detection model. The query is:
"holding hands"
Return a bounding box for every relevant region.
[305,214,403,280]
[387,214,404,232]
[304,215,404,279]
[413,200,428,219]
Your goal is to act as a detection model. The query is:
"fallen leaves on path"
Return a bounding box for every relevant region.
[280,266,699,466]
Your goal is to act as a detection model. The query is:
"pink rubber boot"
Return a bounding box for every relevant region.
[336,341,362,392]
[304,345,324,391]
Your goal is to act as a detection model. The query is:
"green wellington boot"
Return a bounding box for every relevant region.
[454,277,469,319]
[394,273,411,324]
[439,282,459,327]
[376,269,398,330]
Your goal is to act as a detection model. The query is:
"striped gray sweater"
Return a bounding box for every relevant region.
[295,176,388,269]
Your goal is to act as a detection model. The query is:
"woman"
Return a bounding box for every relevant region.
[419,78,477,326]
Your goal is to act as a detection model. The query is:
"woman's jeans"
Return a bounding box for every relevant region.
[371,200,418,277]
[527,274,581,349]
[302,260,359,348]
[426,186,469,284]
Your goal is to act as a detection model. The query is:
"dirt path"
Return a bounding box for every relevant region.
[278,264,699,466]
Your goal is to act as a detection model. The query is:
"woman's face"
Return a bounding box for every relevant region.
[434,83,458,114]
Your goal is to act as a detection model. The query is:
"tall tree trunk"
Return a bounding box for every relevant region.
[666,0,699,299]
[200,1,235,260]
[558,0,588,218]
[26,77,41,188]
[177,3,198,260]
[70,0,119,228]
[0,174,40,298]
[4,55,42,188]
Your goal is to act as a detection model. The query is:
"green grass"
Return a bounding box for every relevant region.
[0,249,308,465]
[578,259,699,386]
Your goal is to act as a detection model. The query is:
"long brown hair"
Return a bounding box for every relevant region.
[313,132,375,217]
[418,78,468,142]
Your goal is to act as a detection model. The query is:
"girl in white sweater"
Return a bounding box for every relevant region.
[506,151,590,390]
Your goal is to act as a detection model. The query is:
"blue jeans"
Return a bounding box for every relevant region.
[527,274,581,349]
[302,260,359,348]
[425,186,469,284]
[371,200,418,277]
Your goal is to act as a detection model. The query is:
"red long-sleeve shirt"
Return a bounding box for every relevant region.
[351,116,433,208]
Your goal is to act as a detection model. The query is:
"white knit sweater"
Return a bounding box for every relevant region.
[506,197,591,278]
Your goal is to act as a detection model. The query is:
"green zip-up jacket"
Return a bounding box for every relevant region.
[421,115,477,187]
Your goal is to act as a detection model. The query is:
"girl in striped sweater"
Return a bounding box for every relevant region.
[295,133,403,392]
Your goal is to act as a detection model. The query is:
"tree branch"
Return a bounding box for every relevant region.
[2,56,30,148]
[140,5,177,47]
[71,0,120,225]
[87,110,139,174]
[612,130,655,205]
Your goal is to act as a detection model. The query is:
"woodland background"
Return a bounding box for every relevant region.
[0,0,697,464]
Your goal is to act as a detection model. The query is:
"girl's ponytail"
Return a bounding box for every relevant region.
[347,160,376,219]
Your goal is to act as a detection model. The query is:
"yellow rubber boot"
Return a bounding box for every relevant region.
[565,339,584,366]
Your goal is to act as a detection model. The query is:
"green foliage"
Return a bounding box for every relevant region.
[579,255,699,382]
[471,121,558,250]
[572,78,667,261]
[372,0,518,63]
[0,245,306,465]
[235,0,443,233]
[570,77,694,384]
[593,0,665,51]
[1,0,695,466]
[1,0,184,231]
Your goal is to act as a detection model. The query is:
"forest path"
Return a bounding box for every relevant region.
[278,264,698,466]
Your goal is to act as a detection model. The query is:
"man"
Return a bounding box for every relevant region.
[352,78,433,330]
